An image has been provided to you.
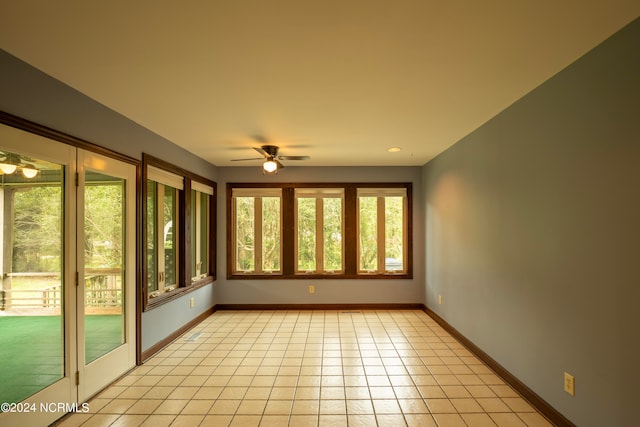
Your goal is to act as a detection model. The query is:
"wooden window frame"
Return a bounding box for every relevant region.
[294,188,345,275]
[230,187,283,275]
[151,180,180,295]
[143,154,216,311]
[227,182,412,280]
[191,182,213,282]
[356,188,409,275]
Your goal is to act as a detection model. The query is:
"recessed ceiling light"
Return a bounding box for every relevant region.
[387,147,401,153]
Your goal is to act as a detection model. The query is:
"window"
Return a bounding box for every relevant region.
[231,188,282,274]
[143,154,216,309]
[191,181,214,281]
[227,183,411,279]
[357,188,407,274]
[295,188,344,274]
[146,165,183,298]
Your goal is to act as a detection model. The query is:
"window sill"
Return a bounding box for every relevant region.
[227,273,412,280]
[144,276,215,311]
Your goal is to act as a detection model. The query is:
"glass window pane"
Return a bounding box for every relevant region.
[384,196,404,271]
[84,172,126,364]
[191,190,209,279]
[297,198,316,271]
[359,196,378,271]
[198,191,209,275]
[190,190,197,276]
[147,178,181,297]
[323,197,342,271]
[262,197,280,272]
[147,181,157,293]
[235,197,254,272]
[163,186,177,286]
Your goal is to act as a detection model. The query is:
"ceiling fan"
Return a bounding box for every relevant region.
[0,151,39,178]
[231,145,310,174]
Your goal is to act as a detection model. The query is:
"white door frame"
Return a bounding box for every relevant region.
[77,149,137,402]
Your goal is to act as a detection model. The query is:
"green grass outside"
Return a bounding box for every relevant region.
[0,315,123,404]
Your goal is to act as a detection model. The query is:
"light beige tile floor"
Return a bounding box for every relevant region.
[55,310,554,426]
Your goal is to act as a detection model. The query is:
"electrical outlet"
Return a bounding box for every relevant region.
[309,285,315,294]
[564,372,575,396]
[438,294,442,305]
[189,297,195,308]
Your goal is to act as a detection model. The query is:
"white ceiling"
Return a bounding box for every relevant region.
[1,1,638,167]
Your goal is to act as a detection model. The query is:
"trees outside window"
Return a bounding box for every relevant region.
[143,155,216,309]
[146,166,182,298]
[232,188,282,274]
[357,188,407,274]
[295,189,344,274]
[191,182,214,282]
[228,183,411,279]
[12,185,63,273]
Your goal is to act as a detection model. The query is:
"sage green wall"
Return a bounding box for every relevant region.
[423,19,640,427]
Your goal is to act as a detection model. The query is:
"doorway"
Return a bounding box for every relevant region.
[0,123,136,426]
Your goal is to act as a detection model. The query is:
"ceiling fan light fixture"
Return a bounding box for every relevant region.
[263,159,278,174]
[0,163,17,174]
[231,144,308,172]
[22,165,39,178]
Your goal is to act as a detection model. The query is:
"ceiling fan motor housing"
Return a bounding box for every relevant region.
[260,145,279,157]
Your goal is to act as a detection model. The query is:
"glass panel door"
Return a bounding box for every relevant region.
[77,150,136,402]
[0,150,65,401]
[0,123,76,427]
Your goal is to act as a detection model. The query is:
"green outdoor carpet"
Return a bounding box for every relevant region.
[0,315,122,404]
[85,314,124,364]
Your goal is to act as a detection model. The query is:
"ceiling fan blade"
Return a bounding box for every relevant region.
[230,157,264,161]
[252,134,270,144]
[253,147,269,158]
[276,159,285,169]
[278,155,310,161]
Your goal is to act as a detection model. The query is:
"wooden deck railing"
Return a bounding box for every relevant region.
[0,270,122,311]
